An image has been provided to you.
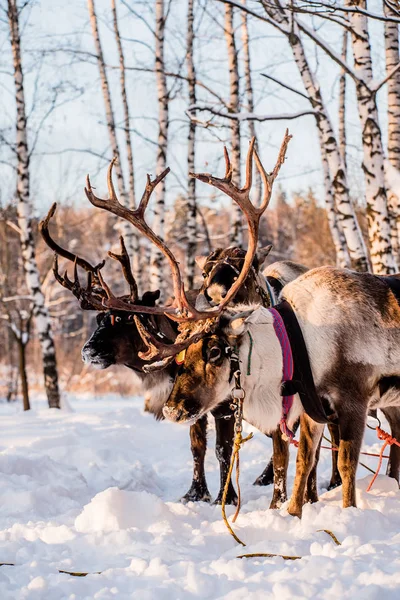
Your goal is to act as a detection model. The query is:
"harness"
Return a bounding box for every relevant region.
[227,299,329,442]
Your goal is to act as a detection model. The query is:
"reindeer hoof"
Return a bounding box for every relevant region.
[181,485,211,504]
[287,503,302,518]
[327,479,341,491]
[213,487,238,506]
[253,462,274,487]
[269,495,287,510]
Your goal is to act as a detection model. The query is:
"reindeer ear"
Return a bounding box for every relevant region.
[257,244,273,268]
[223,309,256,336]
[195,255,208,270]
[141,290,161,306]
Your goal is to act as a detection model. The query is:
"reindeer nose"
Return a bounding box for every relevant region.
[163,404,186,422]
[204,284,227,306]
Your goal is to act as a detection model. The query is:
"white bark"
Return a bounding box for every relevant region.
[241,0,262,205]
[262,4,369,272]
[348,0,395,274]
[111,0,141,284]
[339,31,348,169]
[384,0,400,267]
[7,0,60,408]
[186,0,197,289]
[87,0,135,267]
[224,3,243,246]
[321,147,351,268]
[151,0,169,293]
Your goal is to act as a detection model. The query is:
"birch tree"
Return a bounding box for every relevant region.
[384,0,400,266]
[241,0,262,204]
[87,0,137,271]
[7,0,60,408]
[321,148,351,268]
[151,0,169,292]
[111,0,141,283]
[186,0,197,288]
[338,31,348,168]
[224,3,243,245]
[345,0,395,273]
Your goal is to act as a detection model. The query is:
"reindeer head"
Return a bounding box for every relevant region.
[196,245,272,308]
[162,309,265,423]
[39,207,177,375]
[81,292,169,371]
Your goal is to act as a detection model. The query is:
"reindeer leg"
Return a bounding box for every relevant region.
[381,407,400,485]
[305,434,322,504]
[337,406,367,509]
[212,403,238,506]
[254,420,300,487]
[253,451,274,486]
[288,414,324,518]
[327,422,342,490]
[269,429,289,508]
[181,416,211,503]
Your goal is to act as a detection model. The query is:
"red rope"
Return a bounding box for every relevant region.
[366,427,400,492]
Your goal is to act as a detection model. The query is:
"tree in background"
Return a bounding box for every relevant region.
[7,0,60,408]
[186,0,197,288]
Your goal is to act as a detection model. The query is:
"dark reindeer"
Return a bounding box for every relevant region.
[85,133,295,507]
[39,152,287,505]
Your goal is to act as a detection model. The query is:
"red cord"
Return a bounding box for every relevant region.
[366,427,400,492]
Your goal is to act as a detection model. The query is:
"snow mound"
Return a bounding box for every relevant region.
[75,487,170,532]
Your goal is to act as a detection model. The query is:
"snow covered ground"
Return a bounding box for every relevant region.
[1,394,400,599]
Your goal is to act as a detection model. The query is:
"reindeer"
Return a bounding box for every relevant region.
[39,166,283,505]
[83,134,298,507]
[96,135,400,517]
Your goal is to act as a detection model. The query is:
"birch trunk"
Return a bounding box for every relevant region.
[186,0,197,289]
[87,0,135,266]
[321,148,351,268]
[347,0,395,274]
[224,3,242,246]
[7,0,60,408]
[384,0,400,267]
[241,0,262,205]
[111,0,141,283]
[17,337,30,412]
[151,0,169,293]
[339,31,348,169]
[262,4,369,272]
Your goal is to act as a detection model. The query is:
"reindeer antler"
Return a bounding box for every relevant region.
[52,255,106,311]
[108,236,138,302]
[40,203,113,310]
[84,131,291,361]
[39,203,105,276]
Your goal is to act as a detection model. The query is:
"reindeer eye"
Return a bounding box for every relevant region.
[209,346,222,363]
[202,272,207,279]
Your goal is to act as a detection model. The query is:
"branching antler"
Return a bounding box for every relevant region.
[39,203,105,276]
[52,255,105,311]
[40,203,108,311]
[108,236,138,302]
[87,132,291,328]
[83,132,291,362]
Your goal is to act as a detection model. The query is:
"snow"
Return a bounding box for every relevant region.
[1,394,400,599]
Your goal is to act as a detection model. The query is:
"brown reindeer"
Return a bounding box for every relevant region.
[84,133,295,508]
[39,159,288,505]
[97,135,400,517]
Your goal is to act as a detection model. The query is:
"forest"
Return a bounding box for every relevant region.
[1,2,400,598]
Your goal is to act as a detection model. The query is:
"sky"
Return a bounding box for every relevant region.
[0,0,391,217]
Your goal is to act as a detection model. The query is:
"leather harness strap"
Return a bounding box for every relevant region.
[273,300,329,426]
